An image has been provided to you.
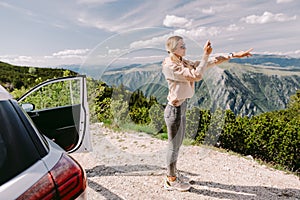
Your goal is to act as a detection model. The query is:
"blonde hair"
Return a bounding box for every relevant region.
[165,35,198,70]
[165,36,183,65]
[165,35,183,54]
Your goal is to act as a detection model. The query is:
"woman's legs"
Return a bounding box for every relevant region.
[164,101,187,177]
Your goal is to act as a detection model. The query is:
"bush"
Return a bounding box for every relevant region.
[149,103,165,133]
[217,108,299,172]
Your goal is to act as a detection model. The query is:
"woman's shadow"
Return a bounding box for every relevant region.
[190,180,300,200]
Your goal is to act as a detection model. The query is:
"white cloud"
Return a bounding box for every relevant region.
[0,55,46,67]
[108,48,123,55]
[174,27,219,39]
[163,15,193,28]
[260,50,300,57]
[0,55,32,63]
[77,15,109,30]
[241,11,297,24]
[276,0,294,3]
[16,56,33,63]
[201,7,215,15]
[0,2,15,9]
[129,34,170,49]
[75,1,166,32]
[52,49,90,57]
[77,8,150,32]
[226,24,244,32]
[173,23,243,40]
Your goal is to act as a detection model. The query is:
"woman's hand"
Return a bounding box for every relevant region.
[212,48,254,65]
[213,56,230,65]
[230,48,253,58]
[203,40,213,56]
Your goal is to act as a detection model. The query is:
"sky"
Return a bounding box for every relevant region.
[0,0,300,71]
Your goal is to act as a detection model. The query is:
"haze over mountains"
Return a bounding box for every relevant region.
[67,54,300,116]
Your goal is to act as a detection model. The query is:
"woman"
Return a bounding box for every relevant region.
[162,35,252,191]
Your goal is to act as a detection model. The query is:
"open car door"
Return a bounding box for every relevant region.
[18,75,92,153]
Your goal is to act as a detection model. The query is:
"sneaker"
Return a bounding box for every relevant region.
[164,177,191,192]
[177,172,193,183]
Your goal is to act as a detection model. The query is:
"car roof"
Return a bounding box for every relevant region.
[0,85,13,100]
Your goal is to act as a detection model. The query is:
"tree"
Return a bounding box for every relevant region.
[288,90,300,113]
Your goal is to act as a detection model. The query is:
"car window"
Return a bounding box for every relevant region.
[20,79,81,110]
[0,101,41,185]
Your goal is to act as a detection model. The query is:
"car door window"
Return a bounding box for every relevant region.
[21,79,81,110]
[18,76,92,153]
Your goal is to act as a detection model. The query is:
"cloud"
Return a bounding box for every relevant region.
[129,34,171,49]
[241,11,297,24]
[258,50,300,57]
[276,0,294,3]
[174,23,243,39]
[0,55,48,67]
[0,55,33,64]
[0,2,15,9]
[201,7,215,15]
[226,24,244,32]
[163,15,193,28]
[75,1,167,33]
[174,27,219,39]
[37,49,92,66]
[76,6,153,32]
[52,49,90,57]
[0,2,35,17]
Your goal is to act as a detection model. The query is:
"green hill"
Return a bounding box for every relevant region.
[0,61,77,92]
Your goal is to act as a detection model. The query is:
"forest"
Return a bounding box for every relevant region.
[0,61,77,92]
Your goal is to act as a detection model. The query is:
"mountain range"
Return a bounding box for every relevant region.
[64,54,300,116]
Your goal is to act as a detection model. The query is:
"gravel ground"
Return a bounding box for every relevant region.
[72,123,300,200]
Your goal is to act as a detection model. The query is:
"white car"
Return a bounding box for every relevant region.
[0,75,92,199]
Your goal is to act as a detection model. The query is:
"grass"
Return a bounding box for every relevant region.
[154,132,168,140]
[120,122,157,134]
[103,121,158,135]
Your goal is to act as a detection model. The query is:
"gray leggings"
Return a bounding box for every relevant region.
[164,101,187,177]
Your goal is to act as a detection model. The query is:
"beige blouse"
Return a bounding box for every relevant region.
[162,54,212,106]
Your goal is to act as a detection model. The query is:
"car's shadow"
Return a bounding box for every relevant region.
[86,164,167,200]
[86,164,300,200]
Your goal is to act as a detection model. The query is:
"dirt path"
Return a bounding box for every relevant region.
[72,123,300,200]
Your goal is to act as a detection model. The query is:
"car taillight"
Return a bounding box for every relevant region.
[50,154,87,200]
[17,173,57,200]
[17,154,86,200]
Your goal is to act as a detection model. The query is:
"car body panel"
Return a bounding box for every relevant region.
[0,137,70,199]
[0,160,48,199]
